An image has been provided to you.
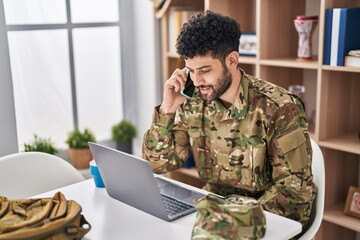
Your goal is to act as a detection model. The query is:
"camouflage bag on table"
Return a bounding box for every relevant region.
[0,192,91,240]
[191,194,266,240]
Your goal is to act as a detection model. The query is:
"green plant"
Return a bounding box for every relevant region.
[23,134,59,155]
[66,128,96,149]
[111,120,137,142]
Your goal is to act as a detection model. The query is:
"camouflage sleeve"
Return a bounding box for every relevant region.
[258,99,316,227]
[142,105,192,174]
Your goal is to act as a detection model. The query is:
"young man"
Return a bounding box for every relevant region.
[142,11,316,229]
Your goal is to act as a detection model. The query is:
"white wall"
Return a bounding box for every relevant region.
[0,1,18,157]
[132,0,160,156]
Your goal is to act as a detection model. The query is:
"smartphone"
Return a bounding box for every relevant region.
[180,69,195,99]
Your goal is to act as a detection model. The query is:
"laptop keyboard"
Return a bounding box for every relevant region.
[161,194,194,216]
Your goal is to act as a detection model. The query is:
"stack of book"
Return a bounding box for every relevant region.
[345,49,360,67]
[323,7,360,66]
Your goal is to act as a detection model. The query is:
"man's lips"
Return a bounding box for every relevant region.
[199,85,212,94]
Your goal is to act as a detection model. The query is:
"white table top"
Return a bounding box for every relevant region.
[35,177,301,240]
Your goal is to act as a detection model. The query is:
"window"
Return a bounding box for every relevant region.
[3,0,123,149]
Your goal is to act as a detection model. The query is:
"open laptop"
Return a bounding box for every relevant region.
[88,142,206,222]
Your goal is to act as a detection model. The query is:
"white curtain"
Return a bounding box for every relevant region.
[4,0,122,150]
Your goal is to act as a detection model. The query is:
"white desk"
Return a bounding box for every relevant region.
[35,178,301,240]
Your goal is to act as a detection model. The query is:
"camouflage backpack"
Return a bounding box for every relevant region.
[192,194,266,240]
[0,192,91,240]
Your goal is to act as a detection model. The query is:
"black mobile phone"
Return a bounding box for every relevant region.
[180,70,195,99]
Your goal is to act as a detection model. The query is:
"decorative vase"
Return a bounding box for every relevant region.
[116,141,133,154]
[68,148,93,169]
[294,15,318,61]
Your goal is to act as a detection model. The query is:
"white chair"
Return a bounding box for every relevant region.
[298,138,325,240]
[0,152,85,199]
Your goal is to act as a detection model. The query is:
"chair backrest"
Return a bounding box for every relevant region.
[0,152,85,199]
[298,138,325,240]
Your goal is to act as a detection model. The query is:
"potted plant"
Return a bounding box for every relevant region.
[111,120,137,154]
[66,128,96,169]
[23,134,59,155]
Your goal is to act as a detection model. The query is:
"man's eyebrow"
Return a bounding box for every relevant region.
[186,65,212,70]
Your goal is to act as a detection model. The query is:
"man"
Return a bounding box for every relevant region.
[142,10,316,230]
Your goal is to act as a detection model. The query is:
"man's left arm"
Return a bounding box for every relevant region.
[258,101,316,227]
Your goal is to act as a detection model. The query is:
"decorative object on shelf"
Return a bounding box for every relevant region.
[111,120,137,154]
[23,134,59,155]
[66,128,96,169]
[239,32,257,56]
[288,84,305,100]
[344,186,360,219]
[294,15,318,61]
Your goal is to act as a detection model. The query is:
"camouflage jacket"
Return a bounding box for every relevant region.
[142,68,316,228]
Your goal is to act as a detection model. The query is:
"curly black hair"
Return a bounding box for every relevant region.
[176,10,241,63]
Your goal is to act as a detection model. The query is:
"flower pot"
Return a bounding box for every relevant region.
[68,148,93,169]
[115,141,132,154]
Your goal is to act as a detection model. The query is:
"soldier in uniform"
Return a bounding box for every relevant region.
[142,10,316,234]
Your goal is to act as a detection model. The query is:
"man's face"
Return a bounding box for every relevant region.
[185,55,232,103]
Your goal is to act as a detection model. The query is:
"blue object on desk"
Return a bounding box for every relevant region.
[182,155,195,168]
[90,160,105,188]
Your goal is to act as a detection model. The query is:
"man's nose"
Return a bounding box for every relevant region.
[192,72,204,87]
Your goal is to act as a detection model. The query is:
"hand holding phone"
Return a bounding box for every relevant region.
[160,68,191,115]
[180,69,195,99]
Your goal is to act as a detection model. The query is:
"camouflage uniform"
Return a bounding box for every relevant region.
[142,68,316,229]
[192,194,266,239]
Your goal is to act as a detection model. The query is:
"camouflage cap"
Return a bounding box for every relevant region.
[191,194,266,240]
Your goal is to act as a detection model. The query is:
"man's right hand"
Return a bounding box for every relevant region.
[159,68,188,115]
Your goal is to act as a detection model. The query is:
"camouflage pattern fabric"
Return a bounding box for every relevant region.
[142,67,316,230]
[191,194,266,240]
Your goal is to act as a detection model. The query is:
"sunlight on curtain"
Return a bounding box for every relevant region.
[4,0,123,150]
[70,0,119,23]
[7,30,74,149]
[3,0,67,24]
[73,27,123,141]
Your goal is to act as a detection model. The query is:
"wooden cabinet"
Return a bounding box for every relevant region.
[157,0,360,238]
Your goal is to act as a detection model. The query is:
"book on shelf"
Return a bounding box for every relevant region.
[323,7,360,66]
[348,49,360,57]
[323,9,333,65]
[329,8,340,66]
[344,55,360,67]
[168,7,200,53]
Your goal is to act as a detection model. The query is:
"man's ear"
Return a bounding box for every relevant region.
[226,51,239,69]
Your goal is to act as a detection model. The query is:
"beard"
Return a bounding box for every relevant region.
[201,66,232,103]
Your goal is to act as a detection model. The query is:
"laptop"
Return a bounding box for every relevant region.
[88,142,206,221]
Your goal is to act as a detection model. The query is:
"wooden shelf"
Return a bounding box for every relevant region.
[260,57,319,69]
[323,202,360,232]
[157,0,360,238]
[167,52,258,65]
[239,56,257,64]
[322,65,360,73]
[319,133,360,155]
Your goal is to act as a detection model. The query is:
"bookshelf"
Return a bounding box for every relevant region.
[155,0,360,239]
